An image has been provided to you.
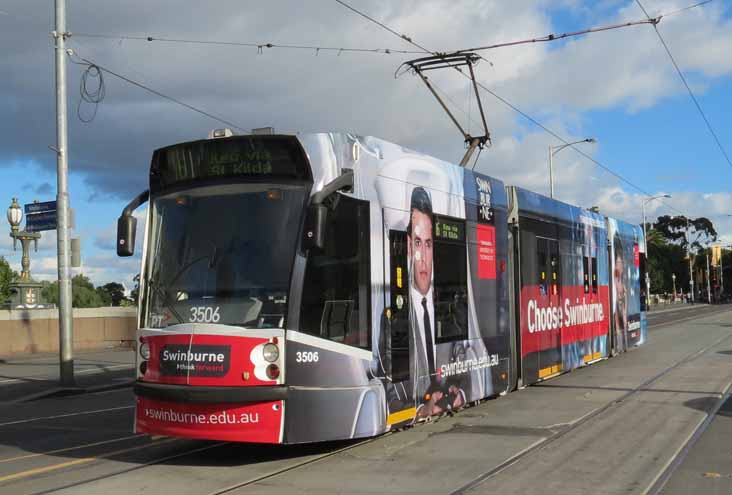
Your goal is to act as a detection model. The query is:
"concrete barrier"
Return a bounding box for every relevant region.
[0,307,137,356]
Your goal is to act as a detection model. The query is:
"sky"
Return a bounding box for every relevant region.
[0,0,731,291]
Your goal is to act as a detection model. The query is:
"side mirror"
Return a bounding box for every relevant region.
[302,170,353,253]
[302,204,328,252]
[116,189,149,257]
[117,215,138,257]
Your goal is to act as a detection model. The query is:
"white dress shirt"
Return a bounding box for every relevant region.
[410,284,435,368]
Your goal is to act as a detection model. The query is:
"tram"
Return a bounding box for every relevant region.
[117,131,647,444]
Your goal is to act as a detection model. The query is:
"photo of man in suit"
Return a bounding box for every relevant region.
[613,232,628,353]
[406,187,466,418]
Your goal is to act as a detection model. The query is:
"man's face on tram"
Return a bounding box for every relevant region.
[408,209,433,296]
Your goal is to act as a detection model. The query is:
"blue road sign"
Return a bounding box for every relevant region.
[26,210,58,223]
[25,201,57,214]
[26,210,58,232]
[26,220,57,232]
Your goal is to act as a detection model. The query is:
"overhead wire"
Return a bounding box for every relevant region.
[67,49,247,132]
[71,32,424,55]
[332,0,718,217]
[334,2,664,204]
[661,0,714,18]
[450,17,660,55]
[634,0,732,169]
[77,63,105,123]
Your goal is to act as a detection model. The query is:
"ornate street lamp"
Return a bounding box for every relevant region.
[6,198,43,307]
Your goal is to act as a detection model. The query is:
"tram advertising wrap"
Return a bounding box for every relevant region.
[608,218,647,350]
[123,132,646,444]
[284,135,511,437]
[513,188,610,385]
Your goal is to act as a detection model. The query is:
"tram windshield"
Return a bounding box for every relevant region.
[144,182,308,329]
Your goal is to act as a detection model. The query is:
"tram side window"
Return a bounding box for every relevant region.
[537,239,548,296]
[591,256,598,294]
[583,255,590,294]
[550,251,560,296]
[300,195,371,348]
[433,216,468,343]
[537,238,560,296]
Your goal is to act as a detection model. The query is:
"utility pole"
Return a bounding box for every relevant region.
[687,218,694,303]
[720,250,724,297]
[706,247,712,304]
[53,0,74,387]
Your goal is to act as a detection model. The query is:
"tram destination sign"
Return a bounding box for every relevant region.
[434,216,465,242]
[151,136,310,190]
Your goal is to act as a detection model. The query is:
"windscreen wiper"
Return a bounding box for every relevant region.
[147,277,184,325]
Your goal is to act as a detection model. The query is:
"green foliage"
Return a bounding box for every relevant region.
[646,215,721,297]
[647,242,689,294]
[130,274,140,305]
[41,280,57,305]
[653,215,718,253]
[73,283,104,308]
[96,286,112,306]
[39,274,133,308]
[0,257,18,303]
[97,282,127,306]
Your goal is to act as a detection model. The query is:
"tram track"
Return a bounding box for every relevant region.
[24,434,384,495]
[27,440,226,495]
[5,306,729,495]
[67,311,731,495]
[447,328,732,495]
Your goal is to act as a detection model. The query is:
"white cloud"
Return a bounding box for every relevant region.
[1,0,731,285]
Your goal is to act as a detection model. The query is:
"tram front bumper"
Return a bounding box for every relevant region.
[134,381,286,443]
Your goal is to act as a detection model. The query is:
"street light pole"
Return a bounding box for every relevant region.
[642,194,671,305]
[706,246,712,304]
[687,218,694,303]
[54,0,74,387]
[548,138,596,199]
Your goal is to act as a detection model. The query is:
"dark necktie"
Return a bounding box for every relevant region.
[422,297,435,376]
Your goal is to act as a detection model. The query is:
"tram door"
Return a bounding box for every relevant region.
[385,229,415,423]
[537,237,562,375]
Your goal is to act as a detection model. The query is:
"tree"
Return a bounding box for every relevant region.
[645,216,718,297]
[130,274,140,305]
[645,228,666,250]
[97,282,127,306]
[41,274,105,308]
[0,257,18,304]
[652,215,718,252]
[95,286,112,306]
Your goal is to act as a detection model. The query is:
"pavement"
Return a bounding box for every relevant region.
[0,348,135,403]
[0,304,730,495]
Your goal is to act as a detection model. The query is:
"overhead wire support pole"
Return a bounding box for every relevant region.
[53,0,74,387]
[414,70,468,141]
[400,53,490,167]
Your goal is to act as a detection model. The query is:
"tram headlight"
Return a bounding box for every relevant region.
[262,343,279,363]
[139,342,150,361]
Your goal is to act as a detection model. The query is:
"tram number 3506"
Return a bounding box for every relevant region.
[295,351,319,363]
[189,306,221,323]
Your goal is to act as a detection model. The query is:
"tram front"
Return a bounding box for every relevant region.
[119,133,313,443]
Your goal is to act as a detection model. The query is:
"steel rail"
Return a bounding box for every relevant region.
[447,328,732,495]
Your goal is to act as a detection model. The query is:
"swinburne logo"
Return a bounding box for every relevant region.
[159,344,231,377]
[527,297,605,333]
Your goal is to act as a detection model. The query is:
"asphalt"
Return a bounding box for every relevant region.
[0,348,135,402]
[0,304,729,495]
